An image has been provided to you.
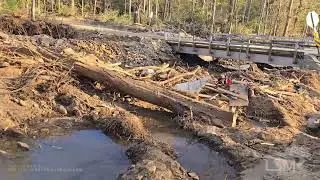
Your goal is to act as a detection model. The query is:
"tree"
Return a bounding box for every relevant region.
[257,0,267,34]
[228,0,236,33]
[129,0,132,18]
[71,0,75,14]
[81,0,84,16]
[283,0,294,36]
[210,0,217,33]
[94,0,97,15]
[31,0,36,21]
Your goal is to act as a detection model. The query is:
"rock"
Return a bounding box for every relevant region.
[158,72,168,80]
[17,142,31,151]
[11,98,18,103]
[18,99,27,106]
[38,35,53,47]
[187,172,200,180]
[55,39,65,48]
[62,48,75,55]
[11,98,25,106]
[307,116,320,131]
[3,127,25,138]
[0,62,10,68]
[56,105,68,115]
[0,150,8,156]
[141,69,155,76]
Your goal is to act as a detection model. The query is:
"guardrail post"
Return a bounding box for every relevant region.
[209,35,213,55]
[293,42,299,64]
[246,39,251,59]
[193,35,196,52]
[226,36,231,56]
[268,40,273,62]
[178,33,181,51]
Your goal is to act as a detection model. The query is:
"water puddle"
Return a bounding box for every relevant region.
[137,107,237,180]
[0,130,130,180]
[153,131,237,180]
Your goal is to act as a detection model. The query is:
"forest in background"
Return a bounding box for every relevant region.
[0,0,320,37]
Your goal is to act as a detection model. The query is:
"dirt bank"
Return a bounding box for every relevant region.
[119,140,196,180]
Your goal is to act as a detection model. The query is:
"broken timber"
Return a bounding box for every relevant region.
[74,62,233,128]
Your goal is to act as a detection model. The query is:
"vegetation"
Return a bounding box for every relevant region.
[0,0,320,37]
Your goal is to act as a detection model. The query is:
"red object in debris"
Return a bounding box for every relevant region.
[225,78,232,85]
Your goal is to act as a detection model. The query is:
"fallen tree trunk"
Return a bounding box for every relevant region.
[74,62,233,128]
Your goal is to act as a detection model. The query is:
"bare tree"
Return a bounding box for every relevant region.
[242,0,251,22]
[292,0,303,30]
[37,0,41,15]
[246,0,252,23]
[148,0,151,16]
[271,0,282,36]
[129,0,132,18]
[228,0,236,33]
[143,0,146,13]
[71,0,75,14]
[31,0,36,21]
[155,0,159,20]
[283,0,294,36]
[262,0,270,35]
[211,0,217,33]
[94,0,97,15]
[164,0,168,20]
[81,0,84,16]
[51,0,54,12]
[57,0,61,11]
[124,0,127,14]
[257,0,267,35]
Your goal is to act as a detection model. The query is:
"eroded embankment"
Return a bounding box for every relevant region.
[0,17,203,179]
[0,16,319,180]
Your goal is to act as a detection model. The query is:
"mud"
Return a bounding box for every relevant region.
[0,15,76,38]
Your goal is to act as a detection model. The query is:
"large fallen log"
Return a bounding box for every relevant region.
[74,62,233,128]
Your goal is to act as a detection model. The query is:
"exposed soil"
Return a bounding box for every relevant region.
[0,16,319,180]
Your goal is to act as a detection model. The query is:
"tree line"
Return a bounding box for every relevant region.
[1,0,320,37]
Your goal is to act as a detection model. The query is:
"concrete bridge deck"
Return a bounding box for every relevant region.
[166,34,320,70]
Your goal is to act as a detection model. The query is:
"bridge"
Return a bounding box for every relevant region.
[68,22,320,70]
[165,33,320,70]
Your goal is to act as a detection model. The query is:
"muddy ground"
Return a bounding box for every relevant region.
[0,16,319,180]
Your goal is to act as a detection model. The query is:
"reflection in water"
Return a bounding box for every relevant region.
[0,130,130,180]
[153,131,236,180]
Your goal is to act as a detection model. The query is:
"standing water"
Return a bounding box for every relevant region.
[0,130,130,180]
[153,131,237,180]
[138,106,237,180]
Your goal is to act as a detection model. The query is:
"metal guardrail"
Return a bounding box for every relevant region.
[164,32,320,70]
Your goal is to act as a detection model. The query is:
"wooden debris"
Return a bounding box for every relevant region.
[229,84,249,107]
[159,66,201,85]
[17,142,31,151]
[74,62,233,127]
[205,83,248,101]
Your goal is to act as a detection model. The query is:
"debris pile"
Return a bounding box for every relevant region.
[0,16,319,179]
